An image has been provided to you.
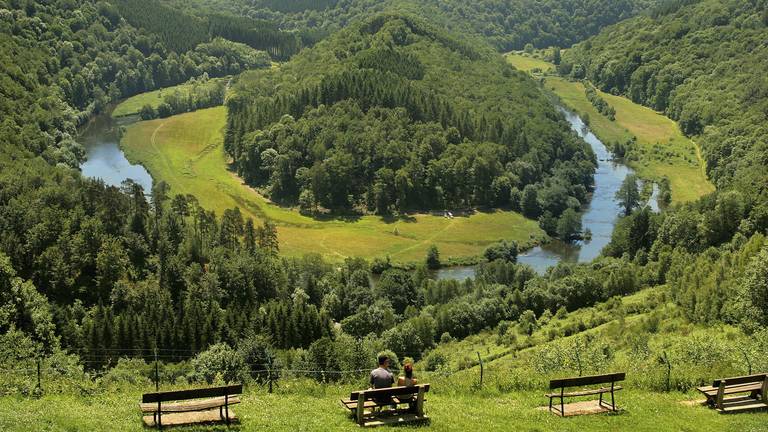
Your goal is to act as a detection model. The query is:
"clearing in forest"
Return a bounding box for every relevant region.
[120,107,544,262]
[507,53,714,204]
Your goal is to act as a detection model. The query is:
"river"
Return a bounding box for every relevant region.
[79,106,654,277]
[78,110,152,193]
[435,107,657,278]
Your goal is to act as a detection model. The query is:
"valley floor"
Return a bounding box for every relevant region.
[506,53,714,204]
[1,386,765,431]
[119,107,544,263]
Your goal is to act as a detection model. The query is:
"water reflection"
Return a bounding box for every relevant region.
[438,106,657,279]
[78,111,153,193]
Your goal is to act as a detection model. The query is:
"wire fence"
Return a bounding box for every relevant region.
[0,347,471,397]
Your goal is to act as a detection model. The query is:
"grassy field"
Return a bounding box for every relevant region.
[507,53,714,203]
[1,382,766,431]
[120,107,544,263]
[112,78,228,118]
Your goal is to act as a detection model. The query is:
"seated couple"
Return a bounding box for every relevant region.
[369,353,419,409]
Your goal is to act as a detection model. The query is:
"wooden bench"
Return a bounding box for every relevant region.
[341,384,430,426]
[546,372,625,416]
[696,374,767,412]
[140,384,242,429]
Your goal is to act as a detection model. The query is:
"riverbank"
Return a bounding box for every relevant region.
[117,106,545,263]
[506,52,714,204]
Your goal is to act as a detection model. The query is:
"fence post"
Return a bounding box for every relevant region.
[267,357,273,394]
[477,352,484,388]
[36,357,42,395]
[154,348,159,392]
[662,351,671,392]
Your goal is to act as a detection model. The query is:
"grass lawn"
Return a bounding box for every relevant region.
[112,78,228,118]
[120,107,544,263]
[1,384,765,431]
[506,53,714,204]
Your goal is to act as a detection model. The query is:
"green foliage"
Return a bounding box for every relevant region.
[191,343,247,384]
[563,0,768,200]
[226,13,596,214]
[616,174,641,215]
[584,82,616,120]
[425,245,441,270]
[483,240,519,263]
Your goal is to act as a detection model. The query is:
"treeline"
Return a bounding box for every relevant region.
[226,13,595,225]
[173,0,658,53]
[249,0,339,13]
[0,0,269,168]
[560,0,768,199]
[584,82,616,120]
[139,76,227,120]
[115,0,307,59]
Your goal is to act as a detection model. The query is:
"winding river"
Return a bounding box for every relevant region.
[78,105,654,276]
[78,110,152,193]
[435,107,657,278]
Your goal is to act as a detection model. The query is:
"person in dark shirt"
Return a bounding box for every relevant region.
[369,353,395,405]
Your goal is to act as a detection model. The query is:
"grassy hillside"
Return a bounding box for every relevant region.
[560,0,768,199]
[121,107,545,262]
[2,386,766,431]
[112,78,228,118]
[3,286,766,431]
[506,53,713,203]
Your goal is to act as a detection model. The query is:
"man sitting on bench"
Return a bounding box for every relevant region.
[370,353,396,406]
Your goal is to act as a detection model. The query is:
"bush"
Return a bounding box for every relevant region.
[423,351,448,372]
[238,334,280,384]
[191,343,246,384]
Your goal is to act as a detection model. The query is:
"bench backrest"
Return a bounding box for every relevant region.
[142,384,243,403]
[549,372,626,390]
[350,384,430,401]
[714,374,767,388]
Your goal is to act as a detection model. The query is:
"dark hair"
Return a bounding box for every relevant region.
[378,354,389,366]
[404,363,413,379]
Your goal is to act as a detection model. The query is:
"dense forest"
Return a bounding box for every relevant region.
[226,13,596,229]
[115,0,309,59]
[0,0,270,168]
[561,0,768,200]
[1,0,768,414]
[164,0,659,52]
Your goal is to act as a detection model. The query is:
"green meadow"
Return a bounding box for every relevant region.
[506,53,714,204]
[3,287,766,432]
[120,107,544,263]
[3,386,766,432]
[111,78,228,118]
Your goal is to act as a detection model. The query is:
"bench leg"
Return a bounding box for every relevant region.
[549,397,552,412]
[599,392,603,408]
[610,390,616,412]
[225,395,230,427]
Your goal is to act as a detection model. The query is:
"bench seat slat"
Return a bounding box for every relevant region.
[141,384,242,404]
[341,399,379,410]
[139,396,241,413]
[546,386,623,398]
[349,384,430,401]
[697,383,763,397]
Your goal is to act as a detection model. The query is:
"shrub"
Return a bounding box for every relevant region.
[191,343,246,384]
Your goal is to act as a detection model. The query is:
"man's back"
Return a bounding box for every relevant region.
[370,367,394,389]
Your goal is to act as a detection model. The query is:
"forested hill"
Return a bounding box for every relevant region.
[164,0,660,52]
[560,0,768,200]
[225,13,596,221]
[0,0,272,167]
[114,0,309,59]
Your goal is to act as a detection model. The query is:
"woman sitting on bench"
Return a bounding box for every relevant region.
[397,360,419,412]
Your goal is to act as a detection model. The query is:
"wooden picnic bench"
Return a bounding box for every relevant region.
[341,384,430,426]
[546,372,625,416]
[696,374,767,412]
[140,384,242,429]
